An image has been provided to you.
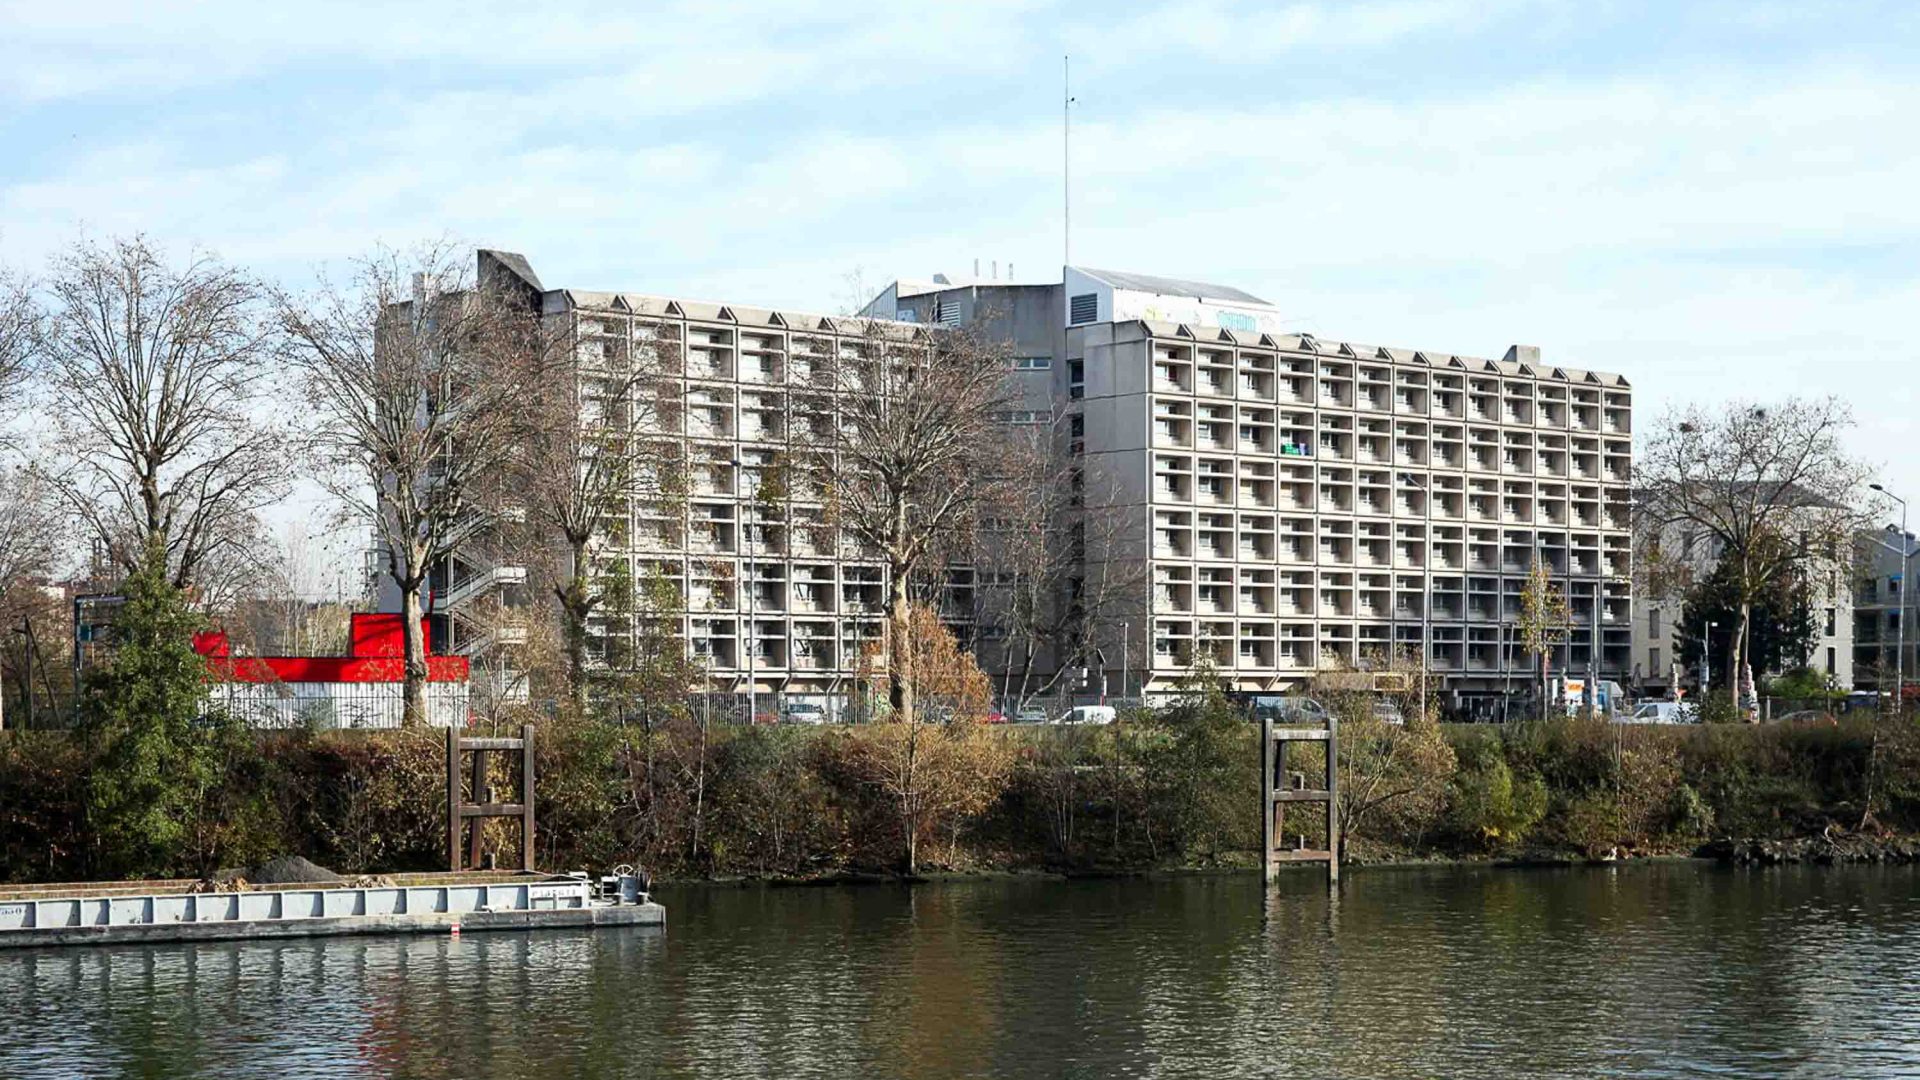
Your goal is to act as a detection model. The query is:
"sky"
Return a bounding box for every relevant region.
[3,0,1919,557]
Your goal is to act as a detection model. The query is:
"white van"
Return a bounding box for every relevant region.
[1627,702,1697,725]
[1058,705,1117,725]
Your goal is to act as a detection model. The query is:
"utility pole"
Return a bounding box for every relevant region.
[1120,619,1129,702]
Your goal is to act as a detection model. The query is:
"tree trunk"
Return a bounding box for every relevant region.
[401,584,428,727]
[1729,600,1751,713]
[888,571,914,724]
[563,537,591,713]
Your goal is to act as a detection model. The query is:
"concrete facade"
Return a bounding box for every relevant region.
[1628,522,1855,695]
[1854,525,1920,689]
[420,254,1635,708]
[876,269,1636,703]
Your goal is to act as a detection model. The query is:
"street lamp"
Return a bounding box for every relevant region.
[1400,473,1432,716]
[732,458,757,725]
[1870,483,1908,706]
[1703,619,1716,698]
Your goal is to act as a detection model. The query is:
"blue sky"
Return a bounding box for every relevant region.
[4,0,1919,533]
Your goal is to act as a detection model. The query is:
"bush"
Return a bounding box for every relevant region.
[1443,731,1547,852]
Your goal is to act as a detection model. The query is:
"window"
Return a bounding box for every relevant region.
[1649,646,1661,674]
[1069,293,1098,325]
[1827,647,1837,674]
[1825,608,1837,636]
[1010,356,1051,370]
[936,299,961,327]
[1649,607,1663,638]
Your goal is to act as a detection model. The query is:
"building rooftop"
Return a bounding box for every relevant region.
[1071,266,1271,307]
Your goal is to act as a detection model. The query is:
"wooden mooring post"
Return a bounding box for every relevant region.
[447,724,537,872]
[1261,715,1339,884]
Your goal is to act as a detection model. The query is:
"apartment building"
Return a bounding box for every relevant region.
[408,251,965,705]
[1854,525,1919,689]
[1630,518,1855,696]
[409,253,1633,708]
[872,268,1636,703]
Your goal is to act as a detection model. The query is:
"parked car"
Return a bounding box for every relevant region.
[779,702,828,725]
[1370,700,1405,725]
[1016,706,1050,724]
[1627,702,1697,724]
[1775,709,1838,726]
[1057,705,1117,725]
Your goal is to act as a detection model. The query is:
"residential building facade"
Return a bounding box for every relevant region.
[1628,522,1855,697]
[873,268,1637,705]
[408,253,1635,710]
[1854,525,1919,690]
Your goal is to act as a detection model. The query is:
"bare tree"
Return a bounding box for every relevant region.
[1637,398,1873,710]
[978,413,1147,709]
[803,320,1014,722]
[35,237,287,594]
[513,311,682,709]
[276,244,556,725]
[0,266,35,429]
[0,466,65,729]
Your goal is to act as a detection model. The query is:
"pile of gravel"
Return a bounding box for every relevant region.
[223,855,345,885]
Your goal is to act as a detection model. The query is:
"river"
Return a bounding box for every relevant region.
[3,863,1917,1078]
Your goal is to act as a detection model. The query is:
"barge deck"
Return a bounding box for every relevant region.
[0,872,663,949]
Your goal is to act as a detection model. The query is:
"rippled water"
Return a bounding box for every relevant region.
[3,863,1917,1078]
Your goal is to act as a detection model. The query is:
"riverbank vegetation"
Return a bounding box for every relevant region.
[5,693,1917,885]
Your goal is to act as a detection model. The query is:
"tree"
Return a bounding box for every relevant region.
[37,236,287,593]
[1517,557,1571,721]
[844,603,1006,874]
[1312,662,1456,857]
[0,265,34,428]
[1675,549,1817,683]
[514,312,681,710]
[978,412,1147,709]
[79,542,259,878]
[1638,398,1873,709]
[804,320,1013,722]
[0,467,66,728]
[276,244,556,725]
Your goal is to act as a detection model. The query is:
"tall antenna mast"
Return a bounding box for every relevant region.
[1063,54,1073,269]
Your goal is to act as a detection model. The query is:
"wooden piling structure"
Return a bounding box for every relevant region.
[447,724,537,872]
[1261,715,1339,884]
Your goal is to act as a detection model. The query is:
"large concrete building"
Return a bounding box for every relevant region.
[416,253,1635,712]
[411,252,959,711]
[870,268,1636,706]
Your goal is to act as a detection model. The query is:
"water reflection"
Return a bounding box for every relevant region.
[2,864,1916,1078]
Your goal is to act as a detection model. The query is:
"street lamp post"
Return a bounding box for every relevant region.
[1401,473,1431,716]
[1871,483,1908,708]
[733,459,757,725]
[1703,619,1716,698]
